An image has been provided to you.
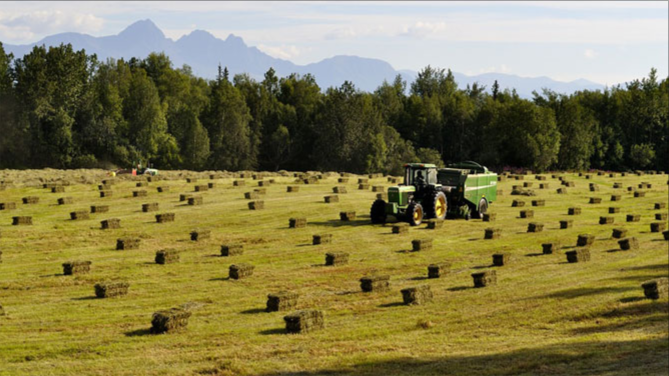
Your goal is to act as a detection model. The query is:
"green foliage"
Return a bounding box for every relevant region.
[0,45,666,172]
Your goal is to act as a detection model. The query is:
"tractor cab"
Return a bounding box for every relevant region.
[403,163,438,188]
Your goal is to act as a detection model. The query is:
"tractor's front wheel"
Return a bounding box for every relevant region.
[370,199,387,224]
[406,202,424,226]
[424,191,447,220]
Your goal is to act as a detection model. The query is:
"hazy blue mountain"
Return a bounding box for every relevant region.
[3,19,606,96]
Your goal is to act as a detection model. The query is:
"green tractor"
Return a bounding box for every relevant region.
[370,161,497,225]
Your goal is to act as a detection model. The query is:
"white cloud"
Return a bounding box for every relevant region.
[325,27,357,40]
[466,64,511,75]
[400,21,446,38]
[584,49,598,59]
[0,10,104,42]
[257,44,304,60]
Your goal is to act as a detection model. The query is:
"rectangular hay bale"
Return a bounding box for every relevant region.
[325,252,349,266]
[360,275,390,292]
[626,214,640,222]
[577,234,595,247]
[190,230,210,241]
[313,234,332,245]
[427,262,451,278]
[520,210,534,218]
[221,244,243,257]
[22,196,39,204]
[229,263,254,279]
[289,217,307,228]
[94,281,129,298]
[90,205,109,213]
[267,292,299,312]
[248,200,264,210]
[542,242,560,254]
[142,203,159,212]
[132,190,147,197]
[155,249,179,264]
[566,248,591,263]
[284,309,324,333]
[612,228,628,239]
[493,253,511,266]
[401,285,433,305]
[340,211,356,221]
[599,216,614,225]
[0,202,17,210]
[650,222,667,233]
[641,278,668,300]
[12,216,32,225]
[155,213,175,223]
[62,261,91,275]
[151,308,191,334]
[116,238,140,250]
[527,222,544,232]
[472,270,497,287]
[411,239,433,251]
[188,196,203,206]
[58,197,73,205]
[70,211,90,220]
[618,237,639,251]
[485,228,501,239]
[324,195,339,203]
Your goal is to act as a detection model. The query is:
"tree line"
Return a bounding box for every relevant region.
[0,42,667,174]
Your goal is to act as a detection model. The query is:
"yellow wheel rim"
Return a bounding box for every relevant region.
[436,197,446,217]
[413,207,422,221]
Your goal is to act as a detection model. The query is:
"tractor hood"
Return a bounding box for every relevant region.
[388,185,415,207]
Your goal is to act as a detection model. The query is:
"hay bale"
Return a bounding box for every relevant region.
[324,195,339,203]
[493,253,511,266]
[664,231,669,241]
[612,228,628,239]
[116,238,140,250]
[289,217,307,228]
[427,262,451,278]
[556,188,568,194]
[360,275,390,292]
[511,189,535,196]
[568,207,581,215]
[638,182,652,189]
[426,219,445,228]
[287,186,300,193]
[358,183,370,190]
[22,196,39,204]
[284,310,324,333]
[94,281,129,298]
[313,234,332,245]
[188,196,203,206]
[531,200,545,207]
[12,216,32,226]
[70,210,90,220]
[528,222,544,232]
[472,270,497,288]
[244,191,259,199]
[194,185,209,192]
[142,203,159,212]
[340,211,356,221]
[535,175,547,181]
[0,202,17,210]
[401,285,433,305]
[233,180,245,186]
[479,213,496,222]
[627,186,634,192]
[412,239,433,251]
[325,252,349,266]
[333,186,347,194]
[303,177,319,184]
[372,186,385,193]
[520,210,534,218]
[206,182,216,189]
[634,191,646,198]
[392,223,409,234]
[656,213,668,221]
[338,178,349,183]
[626,214,640,222]
[155,249,179,264]
[523,182,533,188]
[62,261,91,275]
[100,191,114,198]
[90,205,109,213]
[190,230,210,241]
[613,182,623,189]
[155,213,175,223]
[51,186,65,193]
[577,234,595,247]
[248,200,264,210]
[220,244,243,257]
[609,207,620,214]
[267,292,299,312]
[589,185,600,192]
[563,182,575,187]
[618,237,639,251]
[566,248,591,263]
[654,202,667,210]
[101,179,116,185]
[542,242,560,254]
[151,308,191,334]
[358,178,369,184]
[641,278,668,300]
[585,174,592,180]
[599,216,614,225]
[651,222,667,233]
[136,182,148,187]
[258,180,272,187]
[131,190,147,198]
[560,220,573,229]
[229,263,254,279]
[611,195,622,202]
[179,194,193,202]
[254,188,267,195]
[512,200,525,207]
[485,228,501,239]
[539,183,550,189]
[186,178,197,183]
[589,197,602,204]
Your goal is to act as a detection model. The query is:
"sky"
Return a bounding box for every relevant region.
[0,1,667,85]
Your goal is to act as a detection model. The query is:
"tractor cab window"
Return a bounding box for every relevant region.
[405,168,437,186]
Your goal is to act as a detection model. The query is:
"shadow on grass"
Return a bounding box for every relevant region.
[240,308,266,315]
[446,286,470,292]
[259,328,285,335]
[378,302,404,308]
[538,286,635,299]
[124,328,152,337]
[208,277,230,282]
[71,296,97,301]
[472,264,492,270]
[409,276,429,281]
[525,252,545,257]
[257,338,669,376]
[619,264,668,272]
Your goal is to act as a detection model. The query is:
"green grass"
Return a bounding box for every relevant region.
[0,171,667,376]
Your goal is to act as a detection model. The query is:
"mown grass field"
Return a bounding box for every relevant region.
[0,169,667,376]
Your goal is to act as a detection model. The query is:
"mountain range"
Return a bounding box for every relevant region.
[2,19,607,97]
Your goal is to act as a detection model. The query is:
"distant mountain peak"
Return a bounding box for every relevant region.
[119,19,164,39]
[178,29,217,43]
[225,34,246,46]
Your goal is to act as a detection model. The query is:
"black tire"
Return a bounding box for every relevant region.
[406,202,424,226]
[476,198,488,219]
[370,199,387,224]
[424,191,447,220]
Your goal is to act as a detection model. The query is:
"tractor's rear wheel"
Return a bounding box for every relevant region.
[424,191,447,220]
[406,202,424,226]
[370,199,387,224]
